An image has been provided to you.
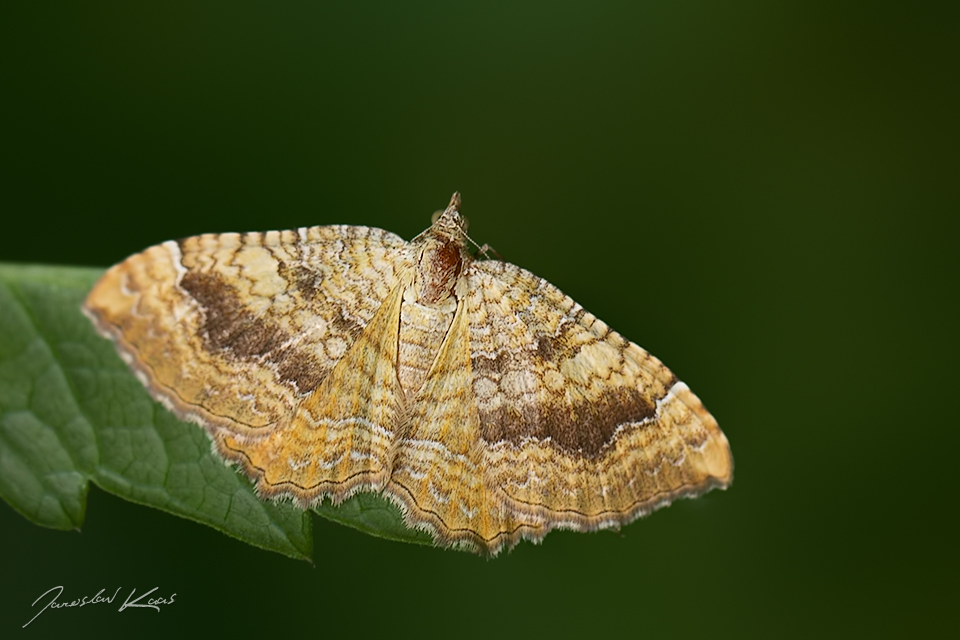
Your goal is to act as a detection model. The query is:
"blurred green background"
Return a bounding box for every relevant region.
[2,2,956,637]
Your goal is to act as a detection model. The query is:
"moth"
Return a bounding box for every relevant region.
[84,193,733,554]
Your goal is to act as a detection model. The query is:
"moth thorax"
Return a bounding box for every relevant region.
[415,235,465,307]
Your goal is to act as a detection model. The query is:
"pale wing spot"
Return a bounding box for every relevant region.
[317,453,346,470]
[543,369,566,392]
[325,337,348,359]
[162,240,188,286]
[399,466,428,481]
[473,377,498,399]
[500,369,538,396]
[288,457,311,471]
[401,438,473,466]
[429,481,451,505]
[236,392,270,417]
[510,469,544,490]
[563,340,620,381]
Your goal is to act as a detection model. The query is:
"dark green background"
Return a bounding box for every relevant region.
[2,2,955,637]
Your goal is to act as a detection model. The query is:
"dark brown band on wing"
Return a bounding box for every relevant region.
[477,383,656,457]
[179,270,325,393]
[473,345,660,457]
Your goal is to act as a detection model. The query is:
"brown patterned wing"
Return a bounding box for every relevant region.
[220,280,410,503]
[84,224,414,502]
[462,260,733,553]
[385,302,508,550]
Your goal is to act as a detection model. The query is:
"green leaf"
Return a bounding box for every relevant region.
[0,263,432,560]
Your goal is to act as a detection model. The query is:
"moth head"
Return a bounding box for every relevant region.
[430,191,470,238]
